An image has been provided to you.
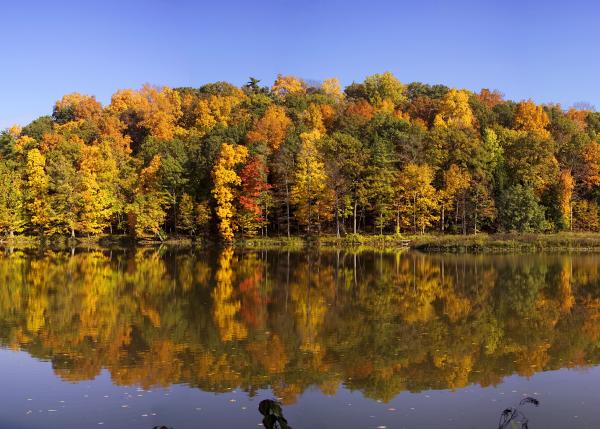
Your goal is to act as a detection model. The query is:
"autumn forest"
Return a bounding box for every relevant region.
[1,72,600,241]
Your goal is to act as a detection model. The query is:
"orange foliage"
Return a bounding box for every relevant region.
[346,99,374,121]
[478,88,504,108]
[247,105,291,150]
[514,99,550,138]
[54,93,102,121]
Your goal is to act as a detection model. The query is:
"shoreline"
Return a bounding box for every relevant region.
[261,232,600,252]
[2,232,600,252]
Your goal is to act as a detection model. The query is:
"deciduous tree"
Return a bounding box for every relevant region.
[25,149,52,235]
[434,89,475,129]
[237,156,271,236]
[246,105,291,151]
[211,143,248,241]
[514,99,550,139]
[291,130,332,234]
[396,164,439,234]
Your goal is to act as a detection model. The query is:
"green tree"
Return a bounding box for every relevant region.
[177,192,196,235]
[320,132,367,237]
[128,155,169,239]
[499,184,547,232]
[363,72,406,108]
[365,137,397,235]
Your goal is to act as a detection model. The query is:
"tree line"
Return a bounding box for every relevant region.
[1,72,600,240]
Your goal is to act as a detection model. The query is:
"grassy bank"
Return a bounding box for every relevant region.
[243,232,600,252]
[408,232,600,252]
[3,232,600,252]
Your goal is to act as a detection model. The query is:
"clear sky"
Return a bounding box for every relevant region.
[1,0,599,128]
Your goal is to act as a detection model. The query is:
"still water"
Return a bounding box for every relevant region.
[1,248,600,428]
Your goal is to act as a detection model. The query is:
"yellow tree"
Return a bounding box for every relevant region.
[195,94,245,135]
[108,85,182,141]
[558,169,575,230]
[396,163,439,234]
[76,144,118,235]
[321,77,343,99]
[246,105,291,151]
[26,149,52,234]
[271,74,306,96]
[514,99,550,139]
[139,85,182,140]
[128,155,169,238]
[440,164,472,233]
[108,88,146,115]
[303,103,327,135]
[0,162,26,236]
[434,89,475,129]
[291,130,333,234]
[211,143,248,241]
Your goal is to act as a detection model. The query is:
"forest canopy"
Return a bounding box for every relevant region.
[1,72,600,240]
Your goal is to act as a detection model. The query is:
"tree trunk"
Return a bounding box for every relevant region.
[353,200,358,234]
[413,194,417,234]
[455,201,459,223]
[173,191,178,233]
[570,200,573,231]
[474,198,478,235]
[462,194,466,235]
[285,179,290,238]
[317,210,321,235]
[306,161,311,236]
[264,201,269,237]
[441,204,445,233]
[335,191,340,238]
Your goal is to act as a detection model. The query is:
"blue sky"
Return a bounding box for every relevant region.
[1,0,599,128]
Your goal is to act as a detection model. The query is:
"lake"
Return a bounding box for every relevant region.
[1,247,600,428]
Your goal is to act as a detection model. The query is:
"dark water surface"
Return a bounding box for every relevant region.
[1,248,600,428]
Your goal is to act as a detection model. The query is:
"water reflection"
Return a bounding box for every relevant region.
[0,248,599,406]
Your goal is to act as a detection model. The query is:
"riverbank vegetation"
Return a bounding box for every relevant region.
[247,232,600,252]
[1,73,600,241]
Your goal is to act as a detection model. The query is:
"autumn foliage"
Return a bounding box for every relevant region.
[1,73,600,240]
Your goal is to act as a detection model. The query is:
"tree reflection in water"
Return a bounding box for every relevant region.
[0,247,598,406]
